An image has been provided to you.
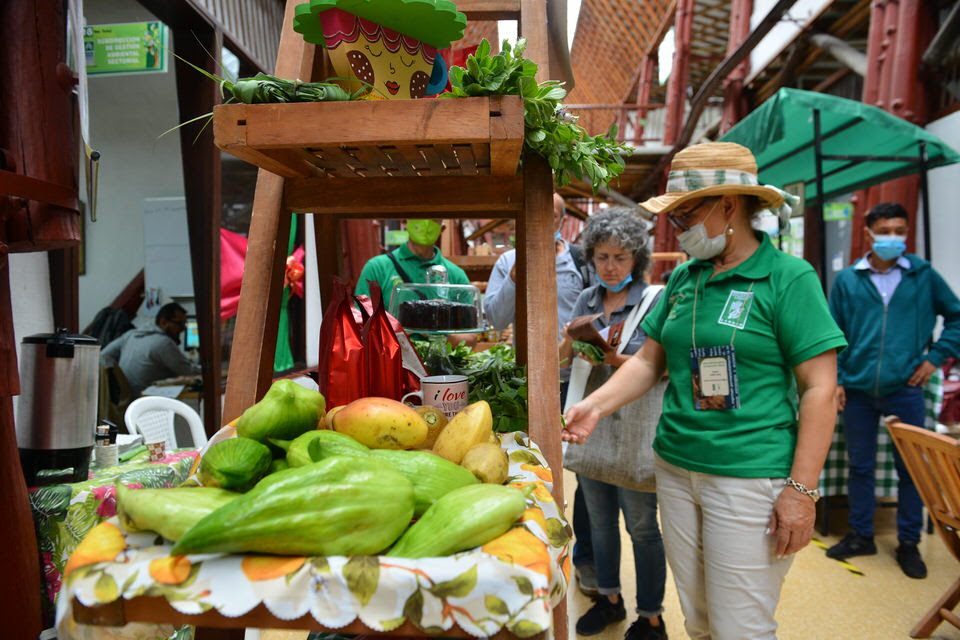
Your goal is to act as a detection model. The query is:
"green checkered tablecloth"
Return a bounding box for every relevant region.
[820,369,943,497]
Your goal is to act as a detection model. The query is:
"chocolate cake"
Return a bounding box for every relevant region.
[398,299,478,331]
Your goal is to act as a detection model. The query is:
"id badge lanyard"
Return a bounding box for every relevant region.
[689,270,754,411]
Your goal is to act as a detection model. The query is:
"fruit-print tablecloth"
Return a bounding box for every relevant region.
[30,449,199,637]
[56,432,571,640]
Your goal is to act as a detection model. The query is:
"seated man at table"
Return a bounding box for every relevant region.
[100,303,201,398]
[827,202,960,579]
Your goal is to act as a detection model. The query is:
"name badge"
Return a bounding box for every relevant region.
[690,345,740,410]
[718,290,754,329]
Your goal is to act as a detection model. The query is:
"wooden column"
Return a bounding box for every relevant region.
[720,0,752,134]
[174,26,224,434]
[516,152,566,640]
[634,55,657,144]
[223,1,317,421]
[662,0,695,145]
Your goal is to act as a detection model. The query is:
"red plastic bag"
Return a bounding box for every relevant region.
[362,282,404,400]
[354,293,426,398]
[317,278,367,408]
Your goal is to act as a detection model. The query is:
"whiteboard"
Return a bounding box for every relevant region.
[143,197,194,298]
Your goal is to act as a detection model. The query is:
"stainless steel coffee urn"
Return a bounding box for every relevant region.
[16,328,100,484]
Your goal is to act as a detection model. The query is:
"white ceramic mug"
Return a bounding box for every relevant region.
[402,375,469,419]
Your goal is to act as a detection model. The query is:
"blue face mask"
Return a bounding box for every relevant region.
[599,273,633,292]
[554,231,562,242]
[870,231,907,261]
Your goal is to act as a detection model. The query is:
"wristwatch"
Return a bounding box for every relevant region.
[784,477,820,503]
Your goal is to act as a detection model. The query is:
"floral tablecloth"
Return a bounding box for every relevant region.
[29,449,199,633]
[56,432,571,640]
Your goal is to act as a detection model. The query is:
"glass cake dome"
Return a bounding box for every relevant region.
[388,265,484,334]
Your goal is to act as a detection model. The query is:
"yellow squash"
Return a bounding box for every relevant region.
[432,401,493,464]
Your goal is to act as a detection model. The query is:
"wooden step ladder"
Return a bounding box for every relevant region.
[76,0,568,637]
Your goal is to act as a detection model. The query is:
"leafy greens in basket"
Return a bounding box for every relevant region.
[441,38,632,192]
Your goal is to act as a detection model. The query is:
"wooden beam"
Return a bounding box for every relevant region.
[175,26,223,435]
[645,0,678,56]
[811,66,853,92]
[520,0,550,81]
[215,97,517,150]
[488,95,526,176]
[286,175,524,214]
[466,218,512,241]
[456,0,520,20]
[514,151,566,640]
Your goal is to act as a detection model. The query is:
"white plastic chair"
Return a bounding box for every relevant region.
[124,396,208,450]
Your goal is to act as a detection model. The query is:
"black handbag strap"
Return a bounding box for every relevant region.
[385,250,413,284]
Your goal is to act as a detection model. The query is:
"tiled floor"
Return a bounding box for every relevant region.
[560,470,960,640]
[262,469,960,640]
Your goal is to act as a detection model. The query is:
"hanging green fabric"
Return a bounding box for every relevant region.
[274,217,298,372]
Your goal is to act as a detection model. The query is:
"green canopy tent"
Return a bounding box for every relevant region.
[720,88,960,282]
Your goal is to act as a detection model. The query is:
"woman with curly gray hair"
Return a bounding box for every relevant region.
[560,206,668,640]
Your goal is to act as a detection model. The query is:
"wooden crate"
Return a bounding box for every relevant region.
[213,96,525,180]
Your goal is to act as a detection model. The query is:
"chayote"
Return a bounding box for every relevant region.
[236,379,326,442]
[198,436,272,491]
[172,455,415,556]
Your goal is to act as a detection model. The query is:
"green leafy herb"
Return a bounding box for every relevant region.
[413,341,528,433]
[572,340,605,364]
[442,38,632,192]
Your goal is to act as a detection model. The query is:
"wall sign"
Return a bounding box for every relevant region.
[84,22,168,76]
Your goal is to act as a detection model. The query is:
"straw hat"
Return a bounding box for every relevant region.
[640,142,786,215]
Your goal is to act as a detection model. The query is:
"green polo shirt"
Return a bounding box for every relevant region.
[354,243,469,302]
[641,235,847,478]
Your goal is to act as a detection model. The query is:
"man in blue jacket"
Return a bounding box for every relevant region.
[827,202,960,578]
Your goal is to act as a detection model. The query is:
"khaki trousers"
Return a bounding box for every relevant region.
[655,456,793,640]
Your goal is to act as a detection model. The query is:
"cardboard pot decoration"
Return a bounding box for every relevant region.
[294,0,466,99]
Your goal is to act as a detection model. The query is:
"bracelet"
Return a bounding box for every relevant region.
[784,477,821,503]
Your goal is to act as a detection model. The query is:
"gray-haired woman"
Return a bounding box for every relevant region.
[560,207,668,640]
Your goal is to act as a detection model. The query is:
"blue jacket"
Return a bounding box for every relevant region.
[829,254,960,397]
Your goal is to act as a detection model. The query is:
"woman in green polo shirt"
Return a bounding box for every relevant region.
[562,142,847,640]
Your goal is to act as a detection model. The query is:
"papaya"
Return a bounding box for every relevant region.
[236,379,326,442]
[198,437,272,491]
[460,442,509,484]
[172,456,415,556]
[333,397,428,449]
[386,483,531,558]
[415,406,448,449]
[368,449,478,515]
[116,484,240,541]
[432,401,494,463]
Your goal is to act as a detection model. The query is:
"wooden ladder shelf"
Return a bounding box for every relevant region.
[75,0,566,637]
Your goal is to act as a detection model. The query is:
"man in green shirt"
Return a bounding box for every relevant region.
[354,219,469,302]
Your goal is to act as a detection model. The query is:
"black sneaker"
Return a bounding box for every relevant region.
[826,532,877,559]
[625,616,668,640]
[576,596,626,635]
[896,542,927,579]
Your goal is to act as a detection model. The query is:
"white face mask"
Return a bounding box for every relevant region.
[676,200,727,260]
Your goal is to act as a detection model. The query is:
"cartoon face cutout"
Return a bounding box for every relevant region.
[320,9,437,100]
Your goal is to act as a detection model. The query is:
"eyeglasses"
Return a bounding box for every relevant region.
[666,198,715,231]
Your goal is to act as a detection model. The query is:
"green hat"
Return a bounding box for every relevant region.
[293,0,466,50]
